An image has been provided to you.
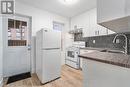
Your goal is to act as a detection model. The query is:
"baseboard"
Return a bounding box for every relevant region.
[0,78,3,87]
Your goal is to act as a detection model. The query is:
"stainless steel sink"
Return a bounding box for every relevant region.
[100,49,125,54]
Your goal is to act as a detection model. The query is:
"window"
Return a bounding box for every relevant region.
[53,21,64,31]
[8,19,27,46]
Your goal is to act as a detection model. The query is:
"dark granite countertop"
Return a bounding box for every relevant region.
[79,48,130,68]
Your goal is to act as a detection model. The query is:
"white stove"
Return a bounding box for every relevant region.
[65,42,85,69]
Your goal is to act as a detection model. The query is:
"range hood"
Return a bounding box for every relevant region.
[69,28,83,34]
[99,16,130,33]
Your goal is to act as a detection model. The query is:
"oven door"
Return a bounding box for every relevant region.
[66,50,78,62]
[65,50,80,69]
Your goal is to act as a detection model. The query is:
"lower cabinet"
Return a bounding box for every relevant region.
[82,59,130,87]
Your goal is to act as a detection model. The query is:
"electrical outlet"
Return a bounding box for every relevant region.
[93,40,96,44]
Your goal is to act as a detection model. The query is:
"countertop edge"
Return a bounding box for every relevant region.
[79,55,130,68]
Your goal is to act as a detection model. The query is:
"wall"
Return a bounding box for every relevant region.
[0,16,3,87]
[71,8,92,30]
[83,33,130,54]
[14,1,70,73]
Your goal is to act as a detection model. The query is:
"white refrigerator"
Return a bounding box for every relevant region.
[36,28,61,84]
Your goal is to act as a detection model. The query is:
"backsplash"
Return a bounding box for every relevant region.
[81,33,130,54]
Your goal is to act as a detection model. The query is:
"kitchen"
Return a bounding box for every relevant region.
[0,0,130,87]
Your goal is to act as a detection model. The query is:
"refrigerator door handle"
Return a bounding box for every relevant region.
[42,48,60,50]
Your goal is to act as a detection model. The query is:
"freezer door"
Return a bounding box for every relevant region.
[42,30,61,48]
[42,49,61,83]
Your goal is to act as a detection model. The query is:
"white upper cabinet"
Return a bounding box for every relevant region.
[71,8,115,37]
[97,25,107,36]
[97,0,130,33]
[89,9,108,36]
[82,11,90,37]
[107,29,116,34]
[89,9,97,36]
[82,8,100,37]
[126,0,130,15]
[97,0,126,23]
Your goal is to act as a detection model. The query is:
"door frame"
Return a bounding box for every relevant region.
[2,13,32,77]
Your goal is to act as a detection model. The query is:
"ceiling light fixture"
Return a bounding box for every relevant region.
[59,0,78,5]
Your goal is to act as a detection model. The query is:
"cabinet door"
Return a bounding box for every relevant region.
[126,0,130,16]
[90,9,107,36]
[82,12,90,37]
[107,29,115,35]
[97,0,126,23]
[97,25,107,36]
[89,9,97,37]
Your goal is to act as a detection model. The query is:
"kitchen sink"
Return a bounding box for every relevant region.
[100,49,125,54]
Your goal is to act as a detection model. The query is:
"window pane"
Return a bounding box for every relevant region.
[8,19,27,46]
[53,21,64,31]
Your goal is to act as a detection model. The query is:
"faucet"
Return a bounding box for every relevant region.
[113,33,128,54]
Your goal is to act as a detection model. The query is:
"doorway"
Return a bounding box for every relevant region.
[3,14,32,77]
[53,21,65,65]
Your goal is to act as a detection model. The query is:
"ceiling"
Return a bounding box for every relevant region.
[17,0,97,18]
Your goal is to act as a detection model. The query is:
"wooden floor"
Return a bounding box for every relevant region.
[3,65,83,87]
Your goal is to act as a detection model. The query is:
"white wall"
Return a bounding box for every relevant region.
[15,1,70,36]
[71,9,91,31]
[15,1,70,73]
[0,16,3,87]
